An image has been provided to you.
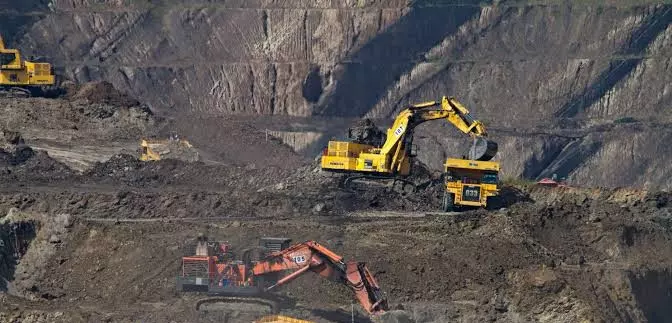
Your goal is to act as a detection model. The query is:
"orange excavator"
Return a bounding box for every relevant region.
[177,237,388,316]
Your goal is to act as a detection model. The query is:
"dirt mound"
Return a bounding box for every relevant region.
[0,132,73,182]
[86,154,144,177]
[2,150,74,182]
[0,132,38,167]
[68,81,141,108]
[0,146,35,167]
[0,96,155,148]
[349,118,386,147]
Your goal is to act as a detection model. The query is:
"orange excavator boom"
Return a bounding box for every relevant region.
[251,241,388,315]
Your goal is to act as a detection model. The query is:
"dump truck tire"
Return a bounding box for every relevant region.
[442,192,454,212]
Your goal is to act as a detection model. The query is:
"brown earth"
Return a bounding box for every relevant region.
[0,82,671,322]
[0,92,670,322]
[1,185,672,323]
[1,3,672,321]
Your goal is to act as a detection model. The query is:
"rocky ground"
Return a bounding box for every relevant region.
[1,1,672,321]
[0,86,671,323]
[1,182,671,323]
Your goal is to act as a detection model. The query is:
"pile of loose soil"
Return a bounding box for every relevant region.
[0,150,74,183]
[0,133,74,183]
[349,118,387,147]
[85,154,144,177]
[0,98,154,145]
[67,81,141,108]
[84,154,292,189]
[158,114,308,169]
[0,146,35,167]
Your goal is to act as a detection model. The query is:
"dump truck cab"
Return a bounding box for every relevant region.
[442,158,500,211]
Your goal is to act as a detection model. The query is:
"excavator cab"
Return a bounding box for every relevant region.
[177,236,291,295]
[442,158,500,211]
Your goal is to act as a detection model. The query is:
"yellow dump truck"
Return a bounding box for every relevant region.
[442,158,500,211]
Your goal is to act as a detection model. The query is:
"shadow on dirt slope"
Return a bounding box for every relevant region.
[0,221,37,293]
[305,0,488,156]
[0,0,50,45]
[556,5,672,118]
[315,0,487,118]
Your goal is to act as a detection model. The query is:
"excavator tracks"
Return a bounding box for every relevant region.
[0,86,31,98]
[0,85,64,99]
[340,175,417,195]
[195,296,279,313]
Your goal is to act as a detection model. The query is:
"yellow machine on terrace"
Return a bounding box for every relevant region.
[139,136,200,162]
[0,34,55,97]
[320,96,498,193]
[443,158,500,211]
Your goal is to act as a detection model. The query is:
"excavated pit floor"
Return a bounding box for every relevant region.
[1,183,672,322]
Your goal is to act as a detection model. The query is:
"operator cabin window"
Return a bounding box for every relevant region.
[0,53,16,66]
[482,173,498,184]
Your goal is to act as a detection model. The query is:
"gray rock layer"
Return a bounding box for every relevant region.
[3,0,672,188]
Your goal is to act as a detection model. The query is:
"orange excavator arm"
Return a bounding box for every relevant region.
[251,241,388,315]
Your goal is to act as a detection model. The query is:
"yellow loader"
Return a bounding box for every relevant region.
[139,136,200,162]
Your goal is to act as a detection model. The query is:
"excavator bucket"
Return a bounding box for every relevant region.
[469,137,498,161]
[345,262,388,315]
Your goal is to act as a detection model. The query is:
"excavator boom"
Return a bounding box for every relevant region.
[251,240,388,315]
[177,238,388,316]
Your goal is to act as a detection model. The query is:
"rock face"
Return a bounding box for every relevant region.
[3,0,672,188]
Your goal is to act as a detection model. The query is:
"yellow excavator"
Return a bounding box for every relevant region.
[0,34,56,97]
[139,136,201,162]
[320,96,501,209]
